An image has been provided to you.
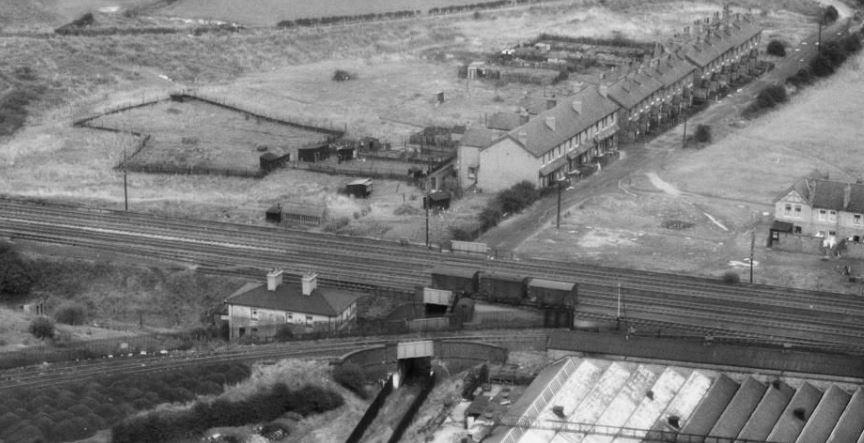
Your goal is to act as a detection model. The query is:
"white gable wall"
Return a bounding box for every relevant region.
[478,137,540,192]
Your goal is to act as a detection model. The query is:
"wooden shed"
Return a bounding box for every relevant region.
[265,202,328,226]
[423,191,451,210]
[346,178,373,198]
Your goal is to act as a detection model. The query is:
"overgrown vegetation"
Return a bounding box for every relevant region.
[448,181,540,240]
[784,32,863,89]
[0,242,35,300]
[333,362,370,399]
[112,383,343,443]
[0,362,250,442]
[54,302,87,325]
[333,69,353,81]
[0,90,37,139]
[29,317,55,339]
[746,84,789,116]
[822,5,839,25]
[767,40,786,57]
[721,271,741,284]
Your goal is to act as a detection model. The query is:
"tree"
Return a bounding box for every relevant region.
[273,324,294,342]
[54,302,87,325]
[694,124,712,143]
[822,6,839,24]
[767,40,786,57]
[810,54,835,77]
[0,242,35,299]
[29,317,55,339]
[721,271,740,284]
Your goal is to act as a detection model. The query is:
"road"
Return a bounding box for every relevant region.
[479,17,856,253]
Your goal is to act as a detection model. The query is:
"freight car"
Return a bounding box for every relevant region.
[428,267,577,309]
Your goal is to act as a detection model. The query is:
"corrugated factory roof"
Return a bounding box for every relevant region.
[504,86,619,158]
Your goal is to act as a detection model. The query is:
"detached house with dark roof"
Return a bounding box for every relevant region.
[225,270,359,340]
[458,86,619,192]
[771,175,864,246]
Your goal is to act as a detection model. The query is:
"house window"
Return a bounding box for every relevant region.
[829,211,837,222]
[305,315,313,324]
[829,231,837,236]
[794,226,802,234]
[287,312,293,320]
[784,204,791,216]
[468,167,477,180]
[250,308,259,321]
[818,209,827,221]
[855,214,862,225]
[794,205,802,216]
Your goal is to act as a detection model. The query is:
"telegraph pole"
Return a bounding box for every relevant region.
[617,282,622,329]
[681,117,688,149]
[750,227,756,283]
[556,181,563,230]
[123,150,129,211]
[817,20,823,57]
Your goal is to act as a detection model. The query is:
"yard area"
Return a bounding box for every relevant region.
[86,98,332,173]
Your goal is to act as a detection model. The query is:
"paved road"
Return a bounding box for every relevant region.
[480,17,856,253]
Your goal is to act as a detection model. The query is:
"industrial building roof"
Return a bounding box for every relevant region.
[226,281,359,317]
[504,86,619,158]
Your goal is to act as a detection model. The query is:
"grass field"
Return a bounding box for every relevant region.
[87,98,331,172]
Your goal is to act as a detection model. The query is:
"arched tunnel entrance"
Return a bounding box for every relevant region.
[395,340,434,388]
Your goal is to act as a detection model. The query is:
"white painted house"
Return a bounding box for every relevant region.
[225,270,359,340]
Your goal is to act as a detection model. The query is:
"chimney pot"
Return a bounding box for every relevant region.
[267,269,283,292]
[517,131,528,146]
[599,84,608,98]
[545,116,556,131]
[302,272,318,296]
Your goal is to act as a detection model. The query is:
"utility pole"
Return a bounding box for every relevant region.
[617,282,622,329]
[681,117,688,149]
[556,180,563,230]
[123,150,129,211]
[750,225,756,284]
[818,19,823,57]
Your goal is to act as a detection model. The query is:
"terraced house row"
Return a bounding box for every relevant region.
[457,12,762,192]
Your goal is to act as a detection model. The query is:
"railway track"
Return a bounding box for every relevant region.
[2,196,864,354]
[0,330,548,392]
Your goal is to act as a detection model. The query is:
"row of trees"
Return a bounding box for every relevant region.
[111,383,343,443]
[276,9,419,28]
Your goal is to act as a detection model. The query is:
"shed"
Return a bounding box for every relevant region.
[266,202,328,226]
[259,152,281,172]
[527,278,577,307]
[346,178,373,198]
[423,191,451,210]
[335,143,356,162]
[298,144,330,162]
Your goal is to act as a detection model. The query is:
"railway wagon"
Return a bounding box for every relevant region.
[479,272,529,304]
[430,266,479,295]
[527,279,577,308]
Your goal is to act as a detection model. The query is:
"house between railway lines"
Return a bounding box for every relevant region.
[455,11,761,193]
[769,175,864,255]
[224,270,359,340]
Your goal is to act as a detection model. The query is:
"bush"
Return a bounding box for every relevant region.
[809,54,835,77]
[767,40,786,57]
[694,124,711,143]
[449,225,479,241]
[54,302,87,325]
[755,84,788,109]
[822,6,839,24]
[842,34,863,54]
[332,69,352,81]
[273,324,294,342]
[333,362,368,398]
[71,12,95,28]
[822,41,848,66]
[478,204,503,231]
[721,271,740,284]
[787,68,813,87]
[29,317,55,339]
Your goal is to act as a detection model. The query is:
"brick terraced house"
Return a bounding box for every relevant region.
[771,176,864,245]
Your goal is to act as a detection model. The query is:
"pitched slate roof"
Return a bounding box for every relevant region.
[505,86,619,158]
[644,53,696,88]
[487,112,527,131]
[460,126,505,148]
[778,175,864,214]
[606,70,664,110]
[227,282,360,317]
[683,18,761,67]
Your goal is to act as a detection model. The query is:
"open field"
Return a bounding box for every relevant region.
[87,98,331,172]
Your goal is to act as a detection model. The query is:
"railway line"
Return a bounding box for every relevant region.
[0,330,548,392]
[2,196,864,355]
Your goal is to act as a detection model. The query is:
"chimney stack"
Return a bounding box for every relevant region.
[844,183,852,210]
[267,269,283,292]
[301,272,318,296]
[545,116,556,131]
[571,100,583,114]
[517,130,528,146]
[546,98,557,110]
[599,83,608,98]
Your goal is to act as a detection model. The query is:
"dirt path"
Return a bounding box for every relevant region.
[479,17,856,253]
